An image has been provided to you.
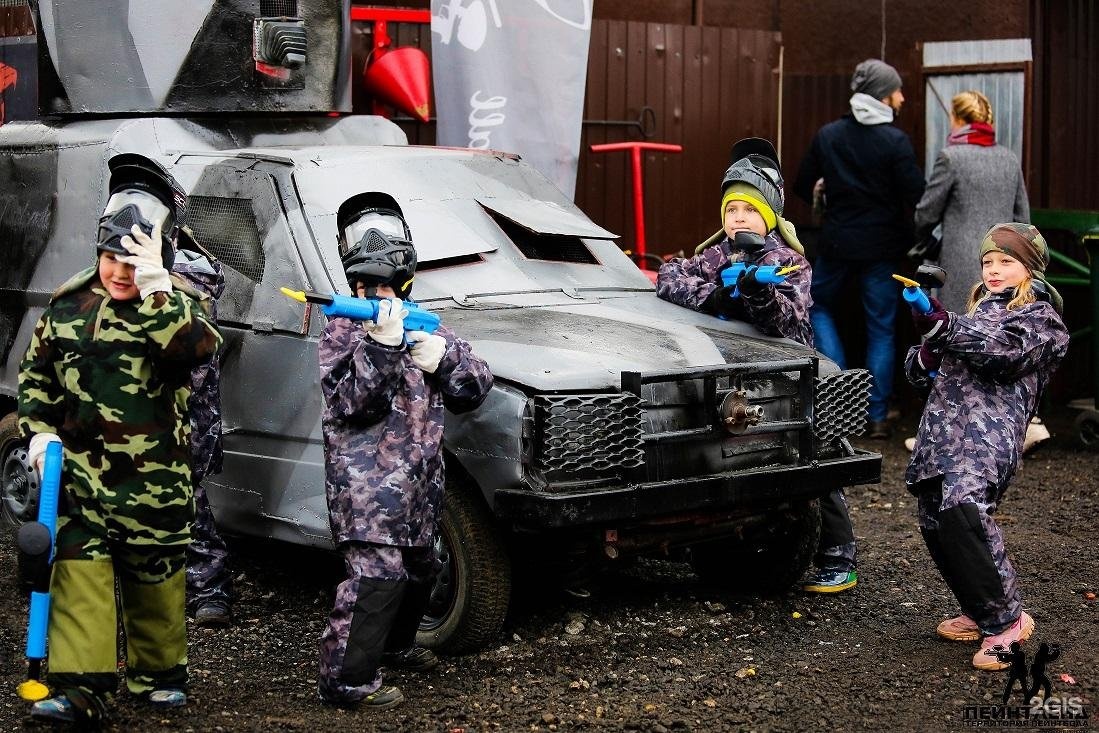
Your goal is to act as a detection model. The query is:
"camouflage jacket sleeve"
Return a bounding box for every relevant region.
[739,246,814,347]
[139,290,223,386]
[929,301,1069,383]
[655,245,728,312]
[430,325,494,415]
[18,312,64,437]
[319,317,406,425]
[903,344,934,389]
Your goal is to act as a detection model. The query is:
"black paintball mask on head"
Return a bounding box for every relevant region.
[98,154,184,271]
[338,207,417,299]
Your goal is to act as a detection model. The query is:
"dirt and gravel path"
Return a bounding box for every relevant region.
[2,408,1096,732]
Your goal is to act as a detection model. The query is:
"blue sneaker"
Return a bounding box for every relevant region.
[802,568,857,593]
[30,695,76,724]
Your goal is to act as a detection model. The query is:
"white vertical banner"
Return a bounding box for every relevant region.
[431,0,592,199]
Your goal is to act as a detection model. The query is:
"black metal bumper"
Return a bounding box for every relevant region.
[493,449,881,530]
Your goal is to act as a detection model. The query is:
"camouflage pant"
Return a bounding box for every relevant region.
[815,488,857,571]
[914,472,1022,635]
[46,514,188,710]
[318,542,435,704]
[185,476,232,610]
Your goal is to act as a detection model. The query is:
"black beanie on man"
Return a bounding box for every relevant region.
[850,59,902,101]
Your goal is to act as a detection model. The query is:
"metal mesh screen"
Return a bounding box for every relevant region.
[534,393,644,484]
[182,197,265,283]
[260,0,298,17]
[813,369,872,443]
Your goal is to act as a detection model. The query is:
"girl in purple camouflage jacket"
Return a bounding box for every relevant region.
[904,222,1068,671]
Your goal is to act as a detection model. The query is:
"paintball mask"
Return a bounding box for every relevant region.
[338,207,418,298]
[720,154,785,217]
[96,187,176,270]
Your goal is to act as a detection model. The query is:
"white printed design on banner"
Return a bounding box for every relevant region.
[431,0,501,51]
[532,0,593,30]
[467,91,507,149]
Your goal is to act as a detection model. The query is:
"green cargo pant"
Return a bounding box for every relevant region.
[47,515,188,711]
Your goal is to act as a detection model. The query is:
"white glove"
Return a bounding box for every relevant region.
[28,433,62,476]
[407,331,446,373]
[119,222,172,299]
[365,298,407,347]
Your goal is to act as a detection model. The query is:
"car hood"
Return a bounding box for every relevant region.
[441,294,818,391]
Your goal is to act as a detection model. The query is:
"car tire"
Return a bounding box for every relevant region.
[1075,409,1099,451]
[1,411,37,529]
[689,499,822,595]
[417,478,511,654]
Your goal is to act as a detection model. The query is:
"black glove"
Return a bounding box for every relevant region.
[705,284,739,316]
[734,264,766,297]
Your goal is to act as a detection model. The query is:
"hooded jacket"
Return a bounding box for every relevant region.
[656,231,813,347]
[794,114,926,261]
[904,290,1068,491]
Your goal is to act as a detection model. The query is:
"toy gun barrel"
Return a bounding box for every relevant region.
[280,288,441,334]
[892,274,932,313]
[719,263,801,298]
[16,440,63,700]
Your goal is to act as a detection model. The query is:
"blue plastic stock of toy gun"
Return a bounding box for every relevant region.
[281,288,441,335]
[720,262,801,299]
[16,440,63,701]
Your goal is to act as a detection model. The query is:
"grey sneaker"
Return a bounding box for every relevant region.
[361,685,405,709]
[146,689,187,708]
[194,600,231,628]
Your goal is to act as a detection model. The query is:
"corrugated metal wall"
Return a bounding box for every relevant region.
[576,21,781,256]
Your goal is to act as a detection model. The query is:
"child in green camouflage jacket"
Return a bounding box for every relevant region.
[18,210,221,725]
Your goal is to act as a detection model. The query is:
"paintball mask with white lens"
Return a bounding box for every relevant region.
[339,208,417,298]
[97,188,176,269]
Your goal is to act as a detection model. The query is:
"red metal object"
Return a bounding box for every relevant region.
[350,6,432,121]
[0,63,17,125]
[349,7,431,24]
[589,142,683,262]
[363,46,431,122]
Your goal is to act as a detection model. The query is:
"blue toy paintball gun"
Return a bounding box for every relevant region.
[892,264,947,314]
[16,440,63,701]
[893,265,947,378]
[720,262,802,299]
[280,288,441,335]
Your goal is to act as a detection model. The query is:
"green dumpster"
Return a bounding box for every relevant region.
[1031,208,1099,448]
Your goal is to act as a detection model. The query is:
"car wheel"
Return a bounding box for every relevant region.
[689,499,822,594]
[417,479,511,654]
[1,412,39,529]
[1075,409,1099,451]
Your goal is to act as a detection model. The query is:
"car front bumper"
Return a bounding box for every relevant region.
[492,448,881,530]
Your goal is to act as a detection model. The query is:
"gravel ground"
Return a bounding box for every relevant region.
[2,407,1096,732]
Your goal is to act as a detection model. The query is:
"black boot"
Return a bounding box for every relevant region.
[381,578,438,672]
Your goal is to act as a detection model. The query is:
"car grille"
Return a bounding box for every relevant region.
[813,369,872,443]
[532,393,645,486]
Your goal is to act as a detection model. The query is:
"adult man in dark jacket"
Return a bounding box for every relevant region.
[794,58,925,439]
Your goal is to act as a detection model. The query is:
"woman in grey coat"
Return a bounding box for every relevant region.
[915,90,1029,312]
[911,91,1047,453]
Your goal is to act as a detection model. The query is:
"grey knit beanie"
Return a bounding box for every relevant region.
[850,59,902,100]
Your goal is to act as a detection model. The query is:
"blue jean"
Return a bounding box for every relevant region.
[809,256,899,423]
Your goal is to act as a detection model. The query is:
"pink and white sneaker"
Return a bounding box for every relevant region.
[973,612,1035,670]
